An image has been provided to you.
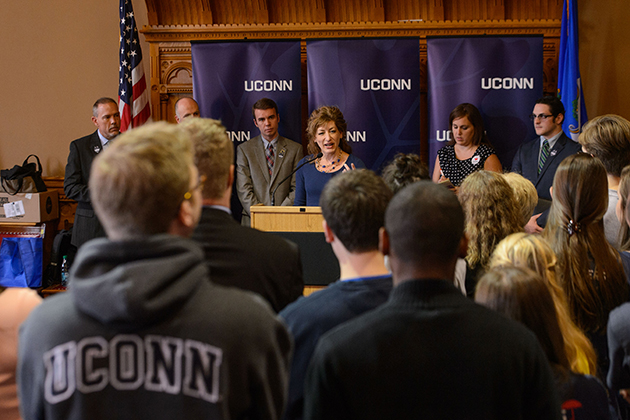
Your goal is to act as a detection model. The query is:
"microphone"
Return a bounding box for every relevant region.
[271,152,322,206]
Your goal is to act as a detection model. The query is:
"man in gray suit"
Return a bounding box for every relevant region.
[236,98,303,226]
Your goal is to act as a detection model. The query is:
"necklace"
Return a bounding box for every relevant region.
[317,150,343,173]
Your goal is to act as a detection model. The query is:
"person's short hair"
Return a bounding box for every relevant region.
[448,103,488,146]
[174,96,199,117]
[385,181,464,266]
[475,265,570,370]
[320,169,392,253]
[180,118,233,200]
[92,97,117,117]
[252,98,279,118]
[306,106,352,156]
[90,121,193,239]
[459,171,522,269]
[381,153,430,194]
[578,114,630,177]
[503,172,538,227]
[535,96,565,118]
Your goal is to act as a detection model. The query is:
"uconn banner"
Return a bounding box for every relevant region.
[307,39,420,171]
[191,41,302,144]
[427,37,543,172]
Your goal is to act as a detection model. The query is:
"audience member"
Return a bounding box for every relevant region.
[579,114,630,247]
[304,181,561,420]
[294,106,365,206]
[476,266,615,420]
[458,170,522,296]
[544,153,630,377]
[503,172,539,231]
[489,233,597,375]
[432,103,502,188]
[18,122,291,420]
[64,97,119,250]
[381,152,429,193]
[0,287,41,420]
[236,98,303,226]
[280,169,393,420]
[617,165,630,252]
[174,97,200,123]
[608,165,630,413]
[184,117,303,312]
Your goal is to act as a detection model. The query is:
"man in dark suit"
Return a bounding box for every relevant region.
[64,97,120,249]
[236,98,303,226]
[511,96,581,230]
[184,117,304,312]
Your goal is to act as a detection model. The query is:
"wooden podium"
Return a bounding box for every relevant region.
[250,206,338,293]
[250,206,324,232]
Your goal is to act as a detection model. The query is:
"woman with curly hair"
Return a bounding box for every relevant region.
[544,153,630,377]
[381,153,429,194]
[294,106,365,206]
[458,170,522,296]
[476,266,615,419]
[489,232,597,375]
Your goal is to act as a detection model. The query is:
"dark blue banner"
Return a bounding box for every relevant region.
[307,38,420,171]
[427,37,543,172]
[191,41,302,144]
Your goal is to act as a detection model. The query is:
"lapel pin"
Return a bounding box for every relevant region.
[550,150,558,157]
[93,145,102,154]
[278,148,286,159]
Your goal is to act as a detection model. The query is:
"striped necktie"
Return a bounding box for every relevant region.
[538,139,550,174]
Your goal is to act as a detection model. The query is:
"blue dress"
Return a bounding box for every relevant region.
[294,154,366,206]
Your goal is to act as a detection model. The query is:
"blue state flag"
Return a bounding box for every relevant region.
[557,0,587,141]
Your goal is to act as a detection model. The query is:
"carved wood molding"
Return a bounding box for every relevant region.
[142,19,560,41]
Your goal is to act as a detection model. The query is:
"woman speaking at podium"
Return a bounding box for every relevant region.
[294,106,365,206]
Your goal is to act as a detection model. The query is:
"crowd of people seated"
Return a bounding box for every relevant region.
[3,94,630,420]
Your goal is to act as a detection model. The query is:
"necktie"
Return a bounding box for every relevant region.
[266,143,275,176]
[538,139,550,174]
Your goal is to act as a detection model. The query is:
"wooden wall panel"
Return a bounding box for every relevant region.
[505,0,562,20]
[384,0,445,22]
[268,0,325,23]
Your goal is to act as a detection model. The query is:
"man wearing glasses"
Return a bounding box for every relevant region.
[511,96,582,230]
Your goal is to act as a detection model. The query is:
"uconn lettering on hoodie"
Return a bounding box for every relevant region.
[43,334,223,404]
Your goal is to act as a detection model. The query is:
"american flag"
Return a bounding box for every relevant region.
[118,0,150,131]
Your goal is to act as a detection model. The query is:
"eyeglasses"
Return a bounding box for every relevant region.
[529,114,554,121]
[183,175,206,200]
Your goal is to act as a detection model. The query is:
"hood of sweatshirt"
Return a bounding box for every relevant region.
[70,234,208,330]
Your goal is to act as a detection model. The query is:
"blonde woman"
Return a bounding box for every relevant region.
[490,232,597,375]
[503,172,540,233]
[458,170,522,296]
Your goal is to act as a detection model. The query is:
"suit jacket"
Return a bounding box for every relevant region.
[236,135,303,226]
[511,132,582,201]
[192,206,304,312]
[64,130,106,248]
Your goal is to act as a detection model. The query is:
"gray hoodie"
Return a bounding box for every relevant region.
[18,234,292,420]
